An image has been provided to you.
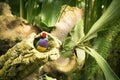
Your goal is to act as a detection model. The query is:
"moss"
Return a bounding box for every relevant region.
[107,32,120,77]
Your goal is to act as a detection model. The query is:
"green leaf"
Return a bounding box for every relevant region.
[61,37,73,57]
[20,0,23,18]
[81,0,120,42]
[61,20,84,58]
[25,0,41,24]
[26,0,36,23]
[45,75,56,80]
[67,20,84,47]
[72,20,85,43]
[40,0,62,27]
[75,48,85,69]
[93,21,120,58]
[83,47,120,80]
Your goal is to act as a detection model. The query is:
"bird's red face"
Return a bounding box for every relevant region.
[41,32,46,38]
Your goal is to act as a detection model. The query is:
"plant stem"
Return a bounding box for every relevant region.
[20,0,23,18]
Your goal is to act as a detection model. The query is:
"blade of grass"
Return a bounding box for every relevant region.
[82,46,120,80]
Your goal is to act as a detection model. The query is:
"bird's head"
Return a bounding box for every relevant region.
[40,32,47,38]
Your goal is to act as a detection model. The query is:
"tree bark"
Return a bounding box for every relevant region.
[0,33,61,80]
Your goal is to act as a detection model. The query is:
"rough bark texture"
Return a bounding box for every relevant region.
[39,5,85,79]
[0,2,40,55]
[0,33,61,80]
[0,3,84,80]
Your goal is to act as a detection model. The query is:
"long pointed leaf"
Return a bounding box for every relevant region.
[81,0,120,42]
[83,47,120,80]
[72,20,85,43]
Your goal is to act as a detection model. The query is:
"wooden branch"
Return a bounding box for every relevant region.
[0,32,61,80]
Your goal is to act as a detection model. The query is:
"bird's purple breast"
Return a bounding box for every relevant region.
[38,39,48,48]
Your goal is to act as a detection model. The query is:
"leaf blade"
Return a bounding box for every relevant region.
[75,48,85,69]
[40,0,62,27]
[83,47,120,80]
[82,0,120,42]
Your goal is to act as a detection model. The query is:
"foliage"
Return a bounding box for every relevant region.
[1,0,120,80]
[61,0,120,80]
[82,47,120,80]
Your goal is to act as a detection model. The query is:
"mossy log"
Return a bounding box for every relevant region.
[0,32,61,80]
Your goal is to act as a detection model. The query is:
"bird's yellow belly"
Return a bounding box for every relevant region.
[36,46,47,52]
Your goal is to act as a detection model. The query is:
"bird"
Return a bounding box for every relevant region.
[36,32,48,52]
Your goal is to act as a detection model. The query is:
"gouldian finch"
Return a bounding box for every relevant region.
[36,32,48,52]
